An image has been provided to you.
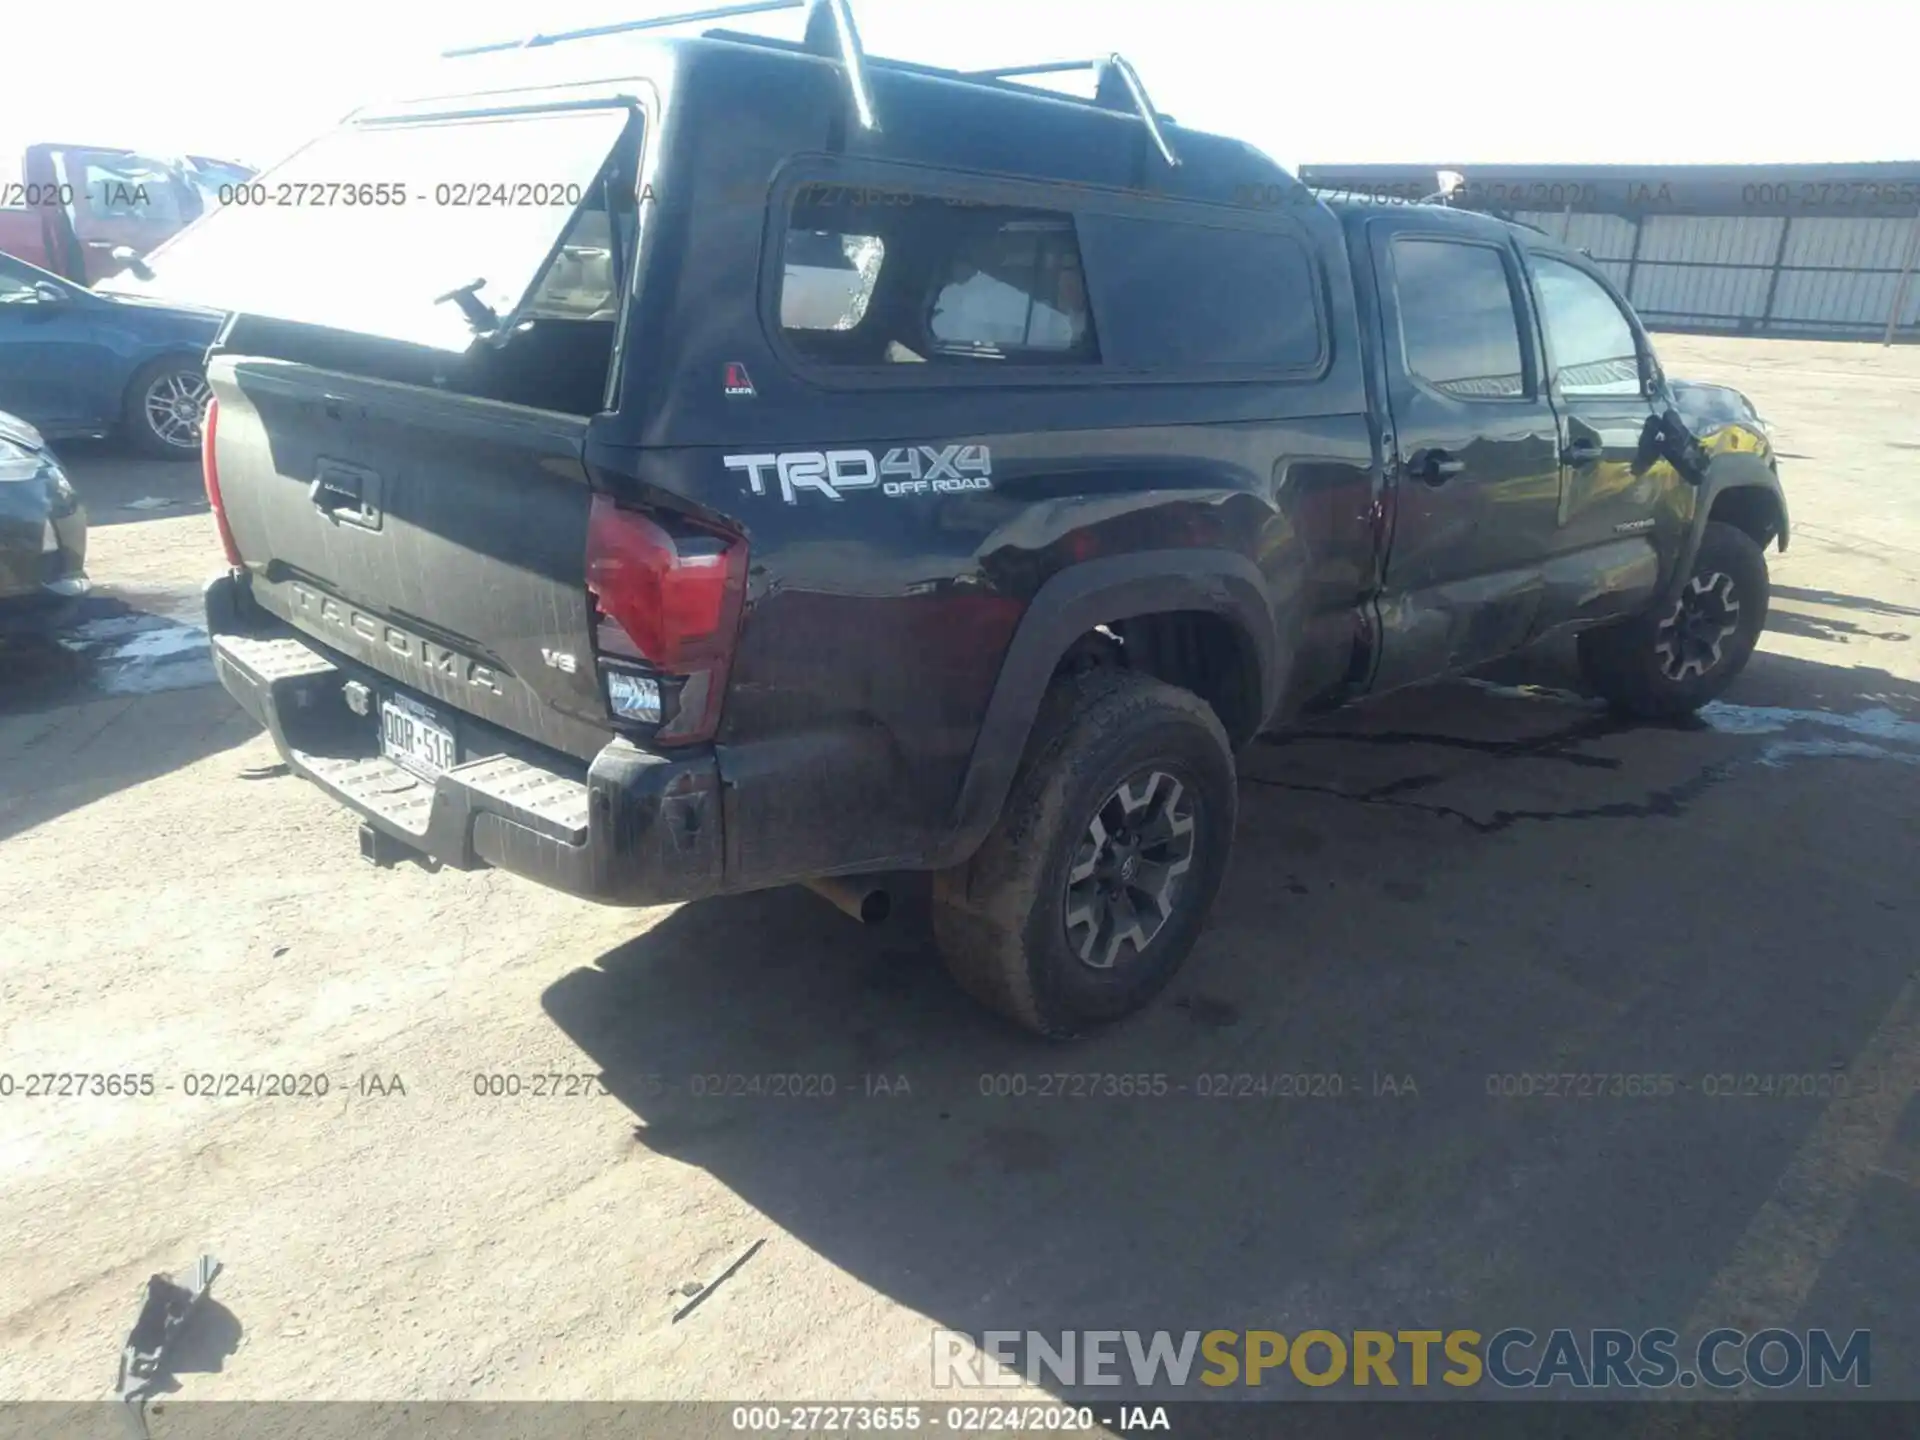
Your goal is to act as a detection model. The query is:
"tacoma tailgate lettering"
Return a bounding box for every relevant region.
[290,583,504,695]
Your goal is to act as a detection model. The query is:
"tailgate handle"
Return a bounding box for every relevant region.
[309,460,384,531]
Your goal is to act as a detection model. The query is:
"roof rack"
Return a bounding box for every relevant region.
[443,1,798,57]
[442,0,879,131]
[964,57,1180,168]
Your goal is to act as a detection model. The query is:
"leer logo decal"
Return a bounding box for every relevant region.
[725,446,993,504]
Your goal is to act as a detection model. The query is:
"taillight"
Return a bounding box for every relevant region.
[201,395,242,568]
[585,494,747,745]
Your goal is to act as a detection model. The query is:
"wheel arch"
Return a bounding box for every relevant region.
[1708,480,1789,553]
[934,549,1280,868]
[1661,456,1788,607]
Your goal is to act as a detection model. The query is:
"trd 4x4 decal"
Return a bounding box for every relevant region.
[725,446,993,503]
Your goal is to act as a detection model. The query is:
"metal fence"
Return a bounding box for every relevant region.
[1298,164,1920,343]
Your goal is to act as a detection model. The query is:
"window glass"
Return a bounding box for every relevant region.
[777,191,1094,366]
[1074,214,1322,370]
[523,207,618,321]
[781,230,884,332]
[928,219,1089,355]
[774,185,1328,374]
[0,260,40,303]
[104,109,635,353]
[1393,238,1527,399]
[1534,256,1643,396]
[80,154,185,226]
[187,159,254,198]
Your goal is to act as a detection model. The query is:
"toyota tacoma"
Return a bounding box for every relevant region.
[131,0,1788,1035]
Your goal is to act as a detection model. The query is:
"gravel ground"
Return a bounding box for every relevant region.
[2,335,1919,1406]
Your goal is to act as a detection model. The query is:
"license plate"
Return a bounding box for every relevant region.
[379,694,457,779]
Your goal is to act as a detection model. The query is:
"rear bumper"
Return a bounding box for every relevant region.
[206,573,724,906]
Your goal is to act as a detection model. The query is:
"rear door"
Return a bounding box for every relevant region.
[1365,212,1563,692]
[1524,250,1667,631]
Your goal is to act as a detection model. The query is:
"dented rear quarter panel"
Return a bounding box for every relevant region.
[590,423,1377,887]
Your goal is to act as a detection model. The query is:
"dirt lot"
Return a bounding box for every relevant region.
[3,334,1919,1405]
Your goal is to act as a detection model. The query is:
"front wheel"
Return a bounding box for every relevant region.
[124,357,211,460]
[1578,520,1770,718]
[931,670,1237,1038]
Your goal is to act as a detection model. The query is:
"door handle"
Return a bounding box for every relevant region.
[1410,449,1466,484]
[1563,437,1604,465]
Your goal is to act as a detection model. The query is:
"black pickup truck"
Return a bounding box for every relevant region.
[138,0,1788,1036]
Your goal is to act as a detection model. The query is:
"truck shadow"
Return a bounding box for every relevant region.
[541,646,1920,1397]
[1771,584,1920,621]
[1767,608,1912,646]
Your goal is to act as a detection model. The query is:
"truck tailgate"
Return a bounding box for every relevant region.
[211,355,612,761]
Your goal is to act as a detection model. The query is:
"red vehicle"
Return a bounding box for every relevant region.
[0,144,253,286]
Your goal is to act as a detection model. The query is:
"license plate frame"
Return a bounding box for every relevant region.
[379,692,457,781]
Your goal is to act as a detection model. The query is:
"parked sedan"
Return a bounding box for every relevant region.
[0,409,86,638]
[0,251,221,459]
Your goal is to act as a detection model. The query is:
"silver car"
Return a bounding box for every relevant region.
[0,409,88,639]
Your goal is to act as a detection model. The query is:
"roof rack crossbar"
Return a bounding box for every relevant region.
[442,1,804,58]
[963,54,1180,167]
[801,0,878,131]
[440,0,879,133]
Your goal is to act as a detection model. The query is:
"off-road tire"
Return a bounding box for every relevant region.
[123,356,211,461]
[1578,520,1769,718]
[931,670,1237,1038]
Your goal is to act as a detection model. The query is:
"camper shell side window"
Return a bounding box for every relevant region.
[766,163,1328,387]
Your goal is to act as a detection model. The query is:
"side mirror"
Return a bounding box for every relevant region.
[31,281,68,305]
[1656,408,1711,486]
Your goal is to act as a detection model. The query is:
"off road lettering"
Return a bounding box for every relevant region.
[727,446,993,503]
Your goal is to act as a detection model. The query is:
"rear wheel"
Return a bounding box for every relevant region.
[932,670,1237,1038]
[1578,520,1769,718]
[124,357,211,460]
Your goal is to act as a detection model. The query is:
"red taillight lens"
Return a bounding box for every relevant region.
[201,395,242,568]
[585,495,747,744]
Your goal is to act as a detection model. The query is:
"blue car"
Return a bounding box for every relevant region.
[0,251,221,459]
